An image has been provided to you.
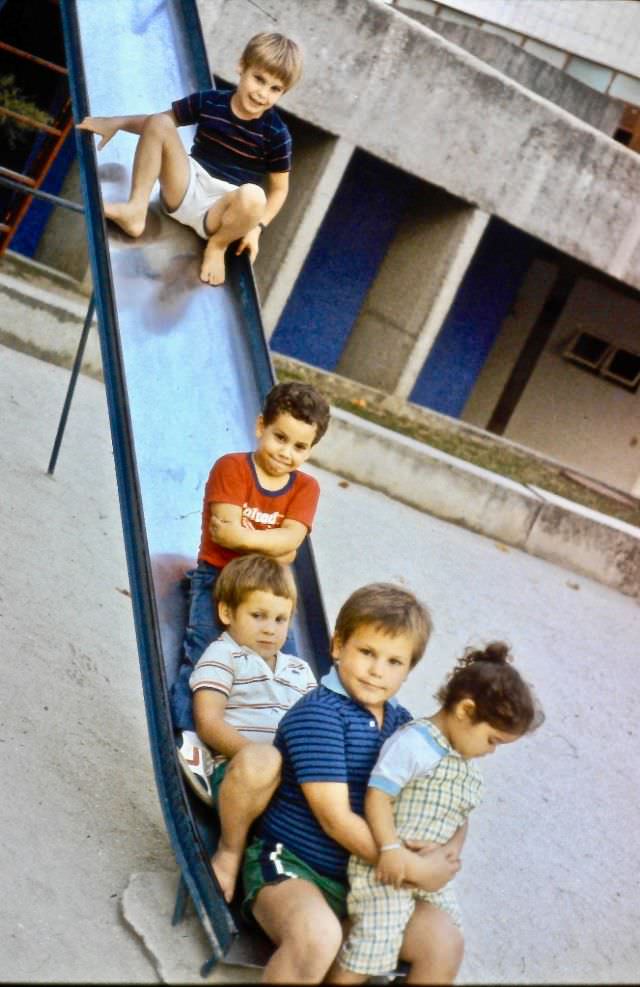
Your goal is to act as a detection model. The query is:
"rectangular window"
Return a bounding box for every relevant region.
[563,331,612,370]
[562,332,640,392]
[614,103,640,154]
[601,348,640,390]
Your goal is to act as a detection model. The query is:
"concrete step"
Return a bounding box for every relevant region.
[0,252,101,378]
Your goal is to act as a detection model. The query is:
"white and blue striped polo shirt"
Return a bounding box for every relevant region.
[189,632,316,765]
[258,666,412,880]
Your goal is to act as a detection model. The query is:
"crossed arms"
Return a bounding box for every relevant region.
[209,501,307,565]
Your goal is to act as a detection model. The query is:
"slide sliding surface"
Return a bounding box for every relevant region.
[60,0,330,970]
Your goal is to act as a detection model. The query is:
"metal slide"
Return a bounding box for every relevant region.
[60,0,331,973]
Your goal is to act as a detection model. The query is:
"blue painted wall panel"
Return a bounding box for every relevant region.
[409,218,537,416]
[271,149,419,371]
[10,130,77,258]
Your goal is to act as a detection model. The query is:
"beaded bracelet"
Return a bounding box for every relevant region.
[379,842,403,852]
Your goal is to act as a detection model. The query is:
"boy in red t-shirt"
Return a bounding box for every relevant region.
[171,380,330,792]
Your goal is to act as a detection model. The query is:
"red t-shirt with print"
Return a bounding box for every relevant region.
[198,452,320,568]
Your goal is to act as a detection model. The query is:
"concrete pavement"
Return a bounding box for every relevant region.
[1,344,639,983]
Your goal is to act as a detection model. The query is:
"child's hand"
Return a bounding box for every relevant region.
[404,838,441,855]
[235,227,261,263]
[76,116,119,151]
[209,514,244,548]
[375,847,412,889]
[406,843,462,893]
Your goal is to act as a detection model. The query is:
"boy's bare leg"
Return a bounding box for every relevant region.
[324,962,367,984]
[400,901,464,985]
[211,743,281,902]
[324,917,364,983]
[105,112,189,237]
[252,879,343,984]
[200,183,266,285]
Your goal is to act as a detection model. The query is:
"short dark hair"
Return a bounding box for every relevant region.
[214,554,297,612]
[262,381,330,445]
[333,582,433,666]
[240,32,303,90]
[436,641,543,735]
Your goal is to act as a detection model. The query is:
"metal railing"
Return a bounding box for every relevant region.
[0,39,72,252]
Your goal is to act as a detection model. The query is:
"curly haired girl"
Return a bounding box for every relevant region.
[331,642,543,985]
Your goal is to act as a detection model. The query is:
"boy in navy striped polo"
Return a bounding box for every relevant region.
[241,584,467,984]
[77,32,301,285]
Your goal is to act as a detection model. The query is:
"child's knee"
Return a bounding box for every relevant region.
[143,112,178,140]
[437,925,464,971]
[290,911,343,976]
[402,905,463,980]
[436,938,463,984]
[420,921,464,977]
[236,182,266,218]
[232,742,282,788]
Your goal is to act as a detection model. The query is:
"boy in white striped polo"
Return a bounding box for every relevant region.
[188,553,316,902]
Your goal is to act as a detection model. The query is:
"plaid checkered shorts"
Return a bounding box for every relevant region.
[338,860,462,975]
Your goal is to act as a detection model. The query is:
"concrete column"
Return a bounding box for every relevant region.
[255,122,354,339]
[35,161,92,287]
[336,185,489,397]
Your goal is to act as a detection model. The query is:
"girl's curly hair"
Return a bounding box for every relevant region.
[436,641,544,735]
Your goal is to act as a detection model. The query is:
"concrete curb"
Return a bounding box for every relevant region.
[2,262,638,599]
[312,408,640,600]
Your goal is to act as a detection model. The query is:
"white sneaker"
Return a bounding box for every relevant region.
[177,730,214,806]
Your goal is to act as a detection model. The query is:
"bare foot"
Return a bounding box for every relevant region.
[104,200,147,238]
[211,845,242,903]
[200,238,227,285]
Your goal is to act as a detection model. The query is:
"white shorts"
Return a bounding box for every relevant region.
[163,157,237,239]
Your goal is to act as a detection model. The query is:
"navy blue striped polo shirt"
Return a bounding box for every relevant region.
[172,87,292,187]
[257,666,412,880]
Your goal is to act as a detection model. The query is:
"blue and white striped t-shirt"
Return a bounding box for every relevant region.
[172,87,292,187]
[258,666,412,880]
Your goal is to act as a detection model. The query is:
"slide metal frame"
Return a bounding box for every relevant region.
[59,0,331,972]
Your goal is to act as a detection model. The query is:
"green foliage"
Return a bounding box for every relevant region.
[0,74,52,149]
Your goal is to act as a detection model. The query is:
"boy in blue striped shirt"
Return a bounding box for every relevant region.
[77,32,301,285]
[241,583,466,984]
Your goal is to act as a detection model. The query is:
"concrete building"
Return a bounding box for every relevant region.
[4,0,640,495]
[405,0,640,106]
